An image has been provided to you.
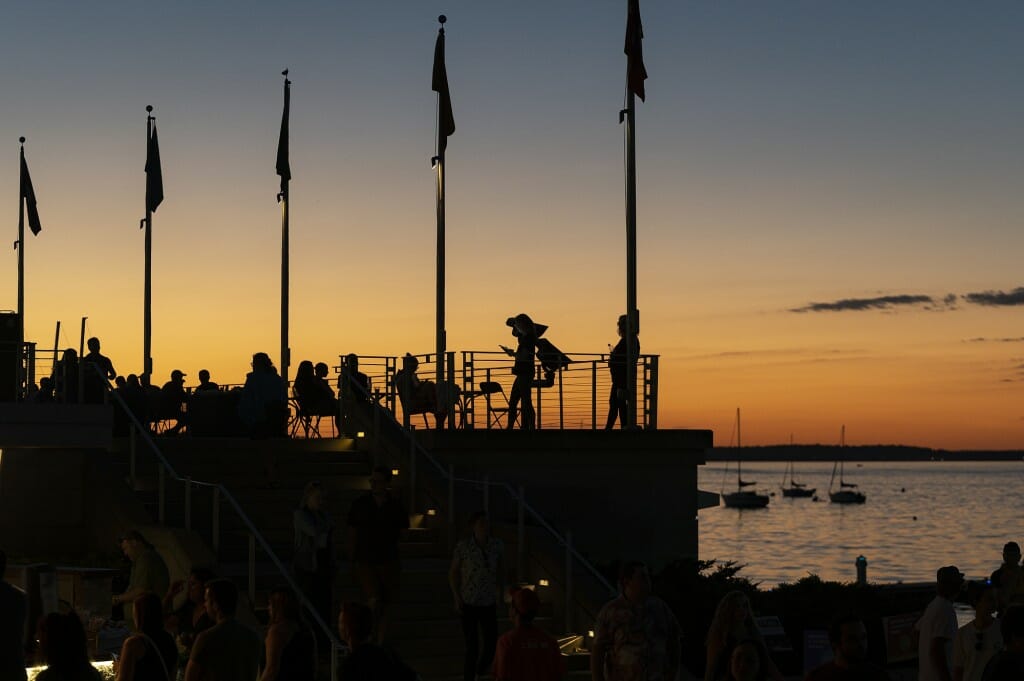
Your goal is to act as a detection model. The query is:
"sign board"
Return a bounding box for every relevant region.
[803,629,833,674]
[755,615,793,653]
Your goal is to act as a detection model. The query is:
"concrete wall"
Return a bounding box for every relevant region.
[417,429,711,570]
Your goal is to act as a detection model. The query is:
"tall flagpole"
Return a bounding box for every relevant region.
[17,138,26,346]
[432,15,453,406]
[277,70,291,384]
[622,0,647,429]
[143,107,154,381]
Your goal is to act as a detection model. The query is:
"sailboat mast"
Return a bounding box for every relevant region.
[736,407,742,485]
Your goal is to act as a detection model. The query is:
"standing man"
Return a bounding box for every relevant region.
[805,613,889,681]
[990,542,1024,613]
[82,336,116,403]
[112,530,170,627]
[916,566,964,681]
[492,586,565,681]
[347,466,409,646]
[0,550,28,681]
[591,561,680,681]
[185,579,262,681]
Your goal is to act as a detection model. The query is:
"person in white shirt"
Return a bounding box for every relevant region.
[953,581,1002,681]
[917,565,965,681]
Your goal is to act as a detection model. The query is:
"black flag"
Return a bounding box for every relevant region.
[276,75,291,194]
[20,153,42,236]
[146,124,164,213]
[432,28,455,154]
[625,0,648,101]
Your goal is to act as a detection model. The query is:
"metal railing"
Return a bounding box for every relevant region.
[339,372,617,634]
[102,375,345,680]
[336,350,659,431]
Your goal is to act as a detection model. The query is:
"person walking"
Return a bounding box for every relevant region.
[590,561,680,681]
[184,579,262,681]
[605,314,638,430]
[990,542,1024,614]
[260,587,316,681]
[953,582,1002,681]
[113,530,170,628]
[706,591,783,681]
[293,481,335,648]
[450,511,505,681]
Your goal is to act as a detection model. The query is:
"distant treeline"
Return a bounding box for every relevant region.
[707,444,1024,462]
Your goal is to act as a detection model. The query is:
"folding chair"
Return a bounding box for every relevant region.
[479,381,514,429]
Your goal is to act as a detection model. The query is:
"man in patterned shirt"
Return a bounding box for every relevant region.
[450,511,505,681]
[591,561,681,681]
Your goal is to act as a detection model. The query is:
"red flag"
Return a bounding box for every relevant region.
[625,0,648,101]
[432,28,455,154]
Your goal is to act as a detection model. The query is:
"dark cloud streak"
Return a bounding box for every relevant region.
[791,294,935,313]
[963,287,1024,306]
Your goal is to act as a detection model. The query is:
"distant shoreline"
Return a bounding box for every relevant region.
[706,444,1024,462]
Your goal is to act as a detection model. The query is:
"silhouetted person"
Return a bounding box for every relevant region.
[83,336,116,403]
[294,360,336,421]
[32,376,55,403]
[393,353,444,427]
[113,530,170,628]
[116,592,177,681]
[347,466,409,646]
[805,613,889,681]
[293,481,334,650]
[605,314,639,430]
[591,561,680,681]
[338,601,416,681]
[195,369,219,393]
[981,606,1024,680]
[724,639,768,681]
[0,550,27,681]
[239,352,288,438]
[262,587,316,681]
[953,582,1001,681]
[339,353,371,435]
[505,314,539,430]
[157,369,189,434]
[120,374,148,428]
[990,542,1024,613]
[917,565,964,681]
[163,567,216,667]
[35,611,102,681]
[185,579,262,681]
[54,348,79,404]
[492,587,564,681]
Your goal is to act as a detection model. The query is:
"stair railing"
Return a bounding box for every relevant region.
[99,371,345,681]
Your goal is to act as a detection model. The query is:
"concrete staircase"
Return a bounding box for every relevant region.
[107,434,586,680]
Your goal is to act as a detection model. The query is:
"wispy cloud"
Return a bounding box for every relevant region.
[790,294,941,313]
[966,337,1024,343]
[963,287,1024,306]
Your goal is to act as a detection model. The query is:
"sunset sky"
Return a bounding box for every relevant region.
[2,1,1023,449]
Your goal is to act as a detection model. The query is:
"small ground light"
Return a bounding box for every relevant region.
[538,579,549,587]
[391,468,400,476]
[588,630,595,638]
[356,431,365,438]
[426,508,437,516]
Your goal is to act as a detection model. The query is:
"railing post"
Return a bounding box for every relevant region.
[184,477,192,531]
[591,360,598,430]
[517,486,525,582]
[129,424,138,489]
[158,466,166,525]
[535,367,542,429]
[447,351,456,430]
[408,434,417,513]
[557,368,564,429]
[372,394,381,447]
[648,355,659,429]
[448,464,455,553]
[212,487,221,555]
[331,642,338,681]
[565,530,574,634]
[248,532,257,605]
[482,475,489,515]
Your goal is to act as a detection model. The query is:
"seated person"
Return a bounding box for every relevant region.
[338,354,371,399]
[293,361,336,416]
[393,353,452,427]
[238,352,288,438]
[158,369,189,434]
[194,369,220,393]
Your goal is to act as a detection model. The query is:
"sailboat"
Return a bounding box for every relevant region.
[829,425,866,504]
[781,461,816,498]
[722,408,770,509]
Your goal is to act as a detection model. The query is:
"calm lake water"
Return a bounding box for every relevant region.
[698,460,1024,586]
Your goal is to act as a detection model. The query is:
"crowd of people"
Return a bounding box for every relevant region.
[5,532,1024,681]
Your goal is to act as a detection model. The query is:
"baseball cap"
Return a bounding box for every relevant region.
[510,587,540,616]
[937,565,964,585]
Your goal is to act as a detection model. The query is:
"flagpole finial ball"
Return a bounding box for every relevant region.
[146,105,153,113]
[19,137,25,144]
[438,14,446,24]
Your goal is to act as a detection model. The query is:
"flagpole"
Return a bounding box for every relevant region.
[17,138,26,346]
[143,106,154,382]
[621,0,647,429]
[434,15,448,407]
[278,70,291,384]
